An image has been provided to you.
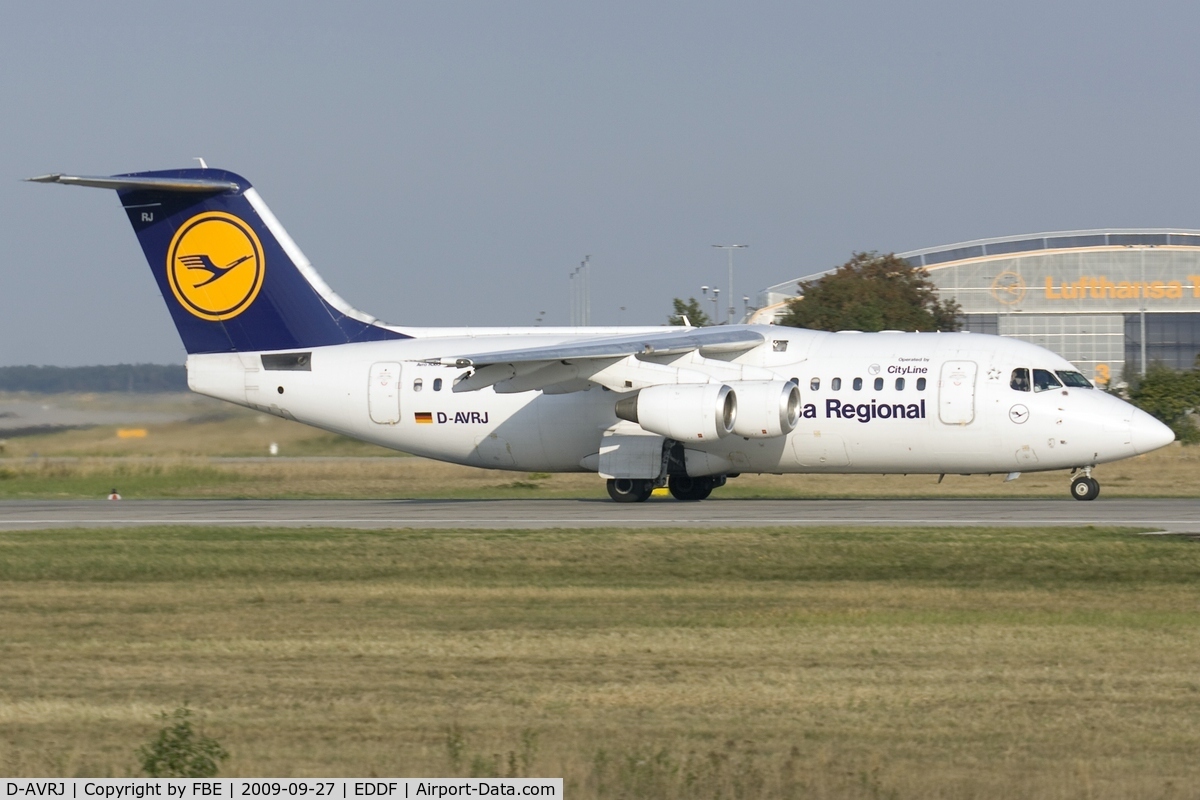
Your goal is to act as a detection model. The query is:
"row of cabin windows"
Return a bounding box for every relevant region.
[412,372,1086,395]
[1010,368,1093,393]
[809,376,927,392]
[416,370,1089,395]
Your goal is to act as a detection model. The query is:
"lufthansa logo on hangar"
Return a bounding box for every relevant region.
[166,211,265,320]
[989,270,1027,305]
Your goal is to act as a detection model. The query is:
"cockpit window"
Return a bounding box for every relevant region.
[1010,368,1030,392]
[1032,369,1062,392]
[1055,370,1093,389]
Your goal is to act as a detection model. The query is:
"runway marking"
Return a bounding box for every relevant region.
[4,500,1197,531]
[1,518,1196,527]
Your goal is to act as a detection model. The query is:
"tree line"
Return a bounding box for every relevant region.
[671,252,960,332]
[0,364,188,394]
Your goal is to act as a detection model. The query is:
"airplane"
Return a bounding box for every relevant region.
[29,167,1176,502]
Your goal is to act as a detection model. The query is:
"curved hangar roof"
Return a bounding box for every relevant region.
[757,228,1200,319]
[901,228,1200,267]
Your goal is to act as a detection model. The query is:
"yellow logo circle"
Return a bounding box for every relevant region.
[166,211,265,320]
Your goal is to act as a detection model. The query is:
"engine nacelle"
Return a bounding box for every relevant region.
[727,379,801,438]
[614,383,736,442]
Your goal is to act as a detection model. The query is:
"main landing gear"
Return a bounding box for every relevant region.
[667,474,715,501]
[606,475,728,502]
[1070,468,1100,501]
[606,478,655,503]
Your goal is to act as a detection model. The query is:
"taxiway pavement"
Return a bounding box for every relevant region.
[0,498,1197,532]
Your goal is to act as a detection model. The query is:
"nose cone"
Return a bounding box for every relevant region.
[1131,408,1175,454]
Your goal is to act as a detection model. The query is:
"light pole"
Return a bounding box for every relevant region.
[569,255,591,326]
[569,268,580,325]
[704,287,720,323]
[1139,248,1147,377]
[713,244,748,324]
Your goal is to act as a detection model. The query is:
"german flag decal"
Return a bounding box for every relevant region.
[415,412,433,424]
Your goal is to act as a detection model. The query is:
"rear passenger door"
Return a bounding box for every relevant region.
[368,362,402,424]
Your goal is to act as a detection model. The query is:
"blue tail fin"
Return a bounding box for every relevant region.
[32,168,407,354]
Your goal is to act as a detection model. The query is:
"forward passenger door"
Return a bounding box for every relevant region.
[938,360,977,425]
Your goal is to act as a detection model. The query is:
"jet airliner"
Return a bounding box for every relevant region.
[30,168,1176,501]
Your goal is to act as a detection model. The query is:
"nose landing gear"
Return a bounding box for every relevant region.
[1070,468,1100,501]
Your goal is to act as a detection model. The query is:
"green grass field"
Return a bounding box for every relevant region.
[3,524,1200,798]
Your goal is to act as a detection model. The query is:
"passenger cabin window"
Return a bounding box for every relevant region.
[1032,369,1062,392]
[853,377,863,391]
[874,377,884,390]
[1056,370,1093,389]
[413,378,423,392]
[832,377,842,391]
[895,377,905,391]
[916,377,926,391]
[810,377,820,391]
[1010,368,1031,392]
[433,378,443,392]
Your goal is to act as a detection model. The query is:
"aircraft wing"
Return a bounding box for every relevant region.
[438,326,766,393]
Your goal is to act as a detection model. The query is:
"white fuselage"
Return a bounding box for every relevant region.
[186,325,1169,476]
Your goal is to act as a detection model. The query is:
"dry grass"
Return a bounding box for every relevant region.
[0,443,1197,500]
[2,392,1198,499]
[0,392,398,458]
[2,525,1200,798]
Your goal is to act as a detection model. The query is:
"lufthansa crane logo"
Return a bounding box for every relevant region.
[166,211,265,320]
[989,270,1027,305]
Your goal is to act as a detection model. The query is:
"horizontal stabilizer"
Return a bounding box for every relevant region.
[27,173,240,193]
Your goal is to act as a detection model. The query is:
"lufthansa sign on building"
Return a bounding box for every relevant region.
[1042,275,1200,302]
[757,228,1200,382]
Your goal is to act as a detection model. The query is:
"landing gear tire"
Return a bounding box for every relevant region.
[607,478,654,503]
[1071,476,1100,501]
[668,475,713,501]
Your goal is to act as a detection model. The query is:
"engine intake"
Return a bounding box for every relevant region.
[615,383,736,442]
[727,379,801,438]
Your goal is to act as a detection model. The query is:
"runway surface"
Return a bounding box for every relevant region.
[1,498,1198,532]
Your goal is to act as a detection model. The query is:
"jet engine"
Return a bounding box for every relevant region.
[727,379,801,438]
[615,383,736,442]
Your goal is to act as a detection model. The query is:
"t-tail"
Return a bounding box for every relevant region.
[28,168,407,354]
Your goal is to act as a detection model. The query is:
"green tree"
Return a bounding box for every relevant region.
[1127,362,1200,444]
[668,297,712,327]
[778,251,961,332]
[137,707,229,778]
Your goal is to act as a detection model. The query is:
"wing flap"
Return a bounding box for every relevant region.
[441,327,764,368]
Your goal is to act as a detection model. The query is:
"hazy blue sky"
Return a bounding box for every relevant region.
[5,1,1200,365]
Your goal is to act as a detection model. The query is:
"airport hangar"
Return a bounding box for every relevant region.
[754,229,1200,387]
